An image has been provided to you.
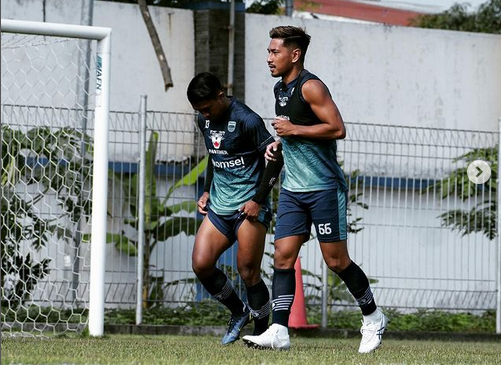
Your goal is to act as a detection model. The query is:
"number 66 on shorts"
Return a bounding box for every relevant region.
[274,188,348,242]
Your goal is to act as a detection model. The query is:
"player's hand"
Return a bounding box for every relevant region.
[272,116,296,137]
[239,200,261,222]
[265,140,282,161]
[197,192,210,215]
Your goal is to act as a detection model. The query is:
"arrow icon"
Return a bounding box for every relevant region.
[467,160,491,185]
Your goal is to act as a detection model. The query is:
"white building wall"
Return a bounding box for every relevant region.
[1,0,195,114]
[245,14,501,131]
[4,2,500,129]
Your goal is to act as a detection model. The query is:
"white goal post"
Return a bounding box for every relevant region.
[1,19,111,337]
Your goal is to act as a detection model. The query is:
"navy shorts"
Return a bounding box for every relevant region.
[207,204,272,244]
[274,188,348,242]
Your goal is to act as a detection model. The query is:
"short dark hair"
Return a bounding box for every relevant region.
[187,72,223,104]
[269,25,311,61]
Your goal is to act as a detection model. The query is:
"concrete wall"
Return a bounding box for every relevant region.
[1,0,195,113]
[3,2,500,129]
[246,14,501,131]
[194,9,245,102]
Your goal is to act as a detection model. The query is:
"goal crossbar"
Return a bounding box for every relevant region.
[1,18,111,41]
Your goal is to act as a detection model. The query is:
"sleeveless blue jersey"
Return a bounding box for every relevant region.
[197,98,274,215]
[274,70,348,192]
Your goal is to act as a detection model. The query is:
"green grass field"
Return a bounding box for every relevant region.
[2,334,500,365]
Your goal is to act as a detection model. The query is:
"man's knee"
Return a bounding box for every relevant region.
[237,263,260,284]
[273,246,298,269]
[192,256,215,279]
[326,257,351,273]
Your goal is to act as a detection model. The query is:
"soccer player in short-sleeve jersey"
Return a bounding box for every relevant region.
[242,26,388,354]
[196,100,274,216]
[187,72,282,346]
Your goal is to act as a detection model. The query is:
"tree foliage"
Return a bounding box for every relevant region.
[410,0,501,34]
[246,0,284,14]
[424,147,498,240]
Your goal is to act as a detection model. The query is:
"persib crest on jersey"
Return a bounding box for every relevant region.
[210,130,225,149]
[278,95,289,107]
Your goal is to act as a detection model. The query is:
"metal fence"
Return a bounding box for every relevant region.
[340,123,498,312]
[102,108,499,314]
[2,104,499,331]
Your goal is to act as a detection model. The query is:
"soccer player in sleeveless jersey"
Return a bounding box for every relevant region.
[187,72,283,345]
[242,26,388,354]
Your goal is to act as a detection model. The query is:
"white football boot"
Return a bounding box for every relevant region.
[358,308,388,353]
[242,323,290,350]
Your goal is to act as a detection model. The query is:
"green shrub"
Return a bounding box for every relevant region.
[308,308,495,333]
[4,303,495,333]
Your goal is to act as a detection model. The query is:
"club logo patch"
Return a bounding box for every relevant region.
[210,130,225,149]
[278,95,288,107]
[205,120,210,129]
[227,121,236,132]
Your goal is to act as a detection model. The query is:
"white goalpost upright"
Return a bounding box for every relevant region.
[1,19,111,337]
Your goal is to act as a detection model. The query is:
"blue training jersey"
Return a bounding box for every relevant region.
[197,98,274,215]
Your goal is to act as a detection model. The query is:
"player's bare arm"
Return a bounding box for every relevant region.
[272,79,345,140]
[197,191,209,215]
[197,158,213,215]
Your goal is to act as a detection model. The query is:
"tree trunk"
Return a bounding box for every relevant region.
[137,0,173,90]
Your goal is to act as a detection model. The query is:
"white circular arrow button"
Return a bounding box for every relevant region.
[467,160,491,184]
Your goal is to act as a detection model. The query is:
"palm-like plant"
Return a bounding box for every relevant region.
[107,131,207,308]
[425,147,497,240]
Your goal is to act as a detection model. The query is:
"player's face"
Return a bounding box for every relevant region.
[191,93,226,121]
[267,38,295,78]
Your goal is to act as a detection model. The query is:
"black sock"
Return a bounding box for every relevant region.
[199,267,245,316]
[271,267,295,327]
[246,279,270,335]
[337,261,377,315]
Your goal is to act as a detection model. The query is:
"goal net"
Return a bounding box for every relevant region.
[1,19,111,337]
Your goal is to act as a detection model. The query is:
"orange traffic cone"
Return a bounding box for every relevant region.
[288,257,319,329]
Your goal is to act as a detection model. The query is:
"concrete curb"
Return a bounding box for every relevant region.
[105,324,501,342]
